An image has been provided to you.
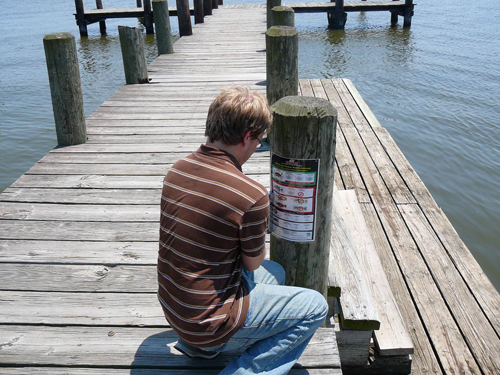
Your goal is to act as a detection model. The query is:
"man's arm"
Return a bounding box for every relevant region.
[240,193,269,272]
[242,247,266,272]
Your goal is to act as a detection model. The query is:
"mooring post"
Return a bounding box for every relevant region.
[270,96,337,297]
[204,0,212,16]
[218,0,223,5]
[212,0,218,10]
[74,0,88,37]
[266,26,298,106]
[404,0,413,27]
[328,0,346,29]
[137,0,143,6]
[143,0,154,34]
[267,0,281,29]
[118,26,149,84]
[153,0,174,54]
[43,33,87,146]
[95,0,107,35]
[176,0,193,36]
[270,6,295,28]
[194,0,204,24]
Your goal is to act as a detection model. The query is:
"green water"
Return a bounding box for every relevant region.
[0,0,499,290]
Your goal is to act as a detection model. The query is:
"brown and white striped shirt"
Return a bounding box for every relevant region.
[158,144,269,347]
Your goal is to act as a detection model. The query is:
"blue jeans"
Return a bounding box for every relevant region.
[210,260,329,375]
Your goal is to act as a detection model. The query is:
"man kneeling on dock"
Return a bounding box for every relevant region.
[158,87,328,374]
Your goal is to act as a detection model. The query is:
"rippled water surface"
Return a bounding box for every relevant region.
[1,0,499,289]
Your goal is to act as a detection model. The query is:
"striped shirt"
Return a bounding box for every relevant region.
[158,144,269,347]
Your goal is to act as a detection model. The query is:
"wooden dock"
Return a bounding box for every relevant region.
[74,0,414,36]
[1,4,499,375]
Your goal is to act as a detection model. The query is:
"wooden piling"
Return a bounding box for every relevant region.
[270,6,295,28]
[194,0,204,24]
[118,26,149,84]
[204,0,212,16]
[328,0,347,29]
[143,0,154,34]
[176,0,193,36]
[404,0,413,27]
[137,0,143,7]
[43,33,87,146]
[153,0,174,54]
[212,0,218,10]
[266,26,298,106]
[74,0,88,37]
[267,0,281,29]
[95,0,107,35]
[270,96,337,297]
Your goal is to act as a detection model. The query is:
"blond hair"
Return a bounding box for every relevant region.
[205,87,272,145]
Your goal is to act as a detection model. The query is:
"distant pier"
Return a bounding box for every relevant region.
[74,0,414,36]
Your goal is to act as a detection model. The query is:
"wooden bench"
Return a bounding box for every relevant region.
[329,189,414,372]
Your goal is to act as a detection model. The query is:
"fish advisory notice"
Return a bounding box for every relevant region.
[270,153,320,242]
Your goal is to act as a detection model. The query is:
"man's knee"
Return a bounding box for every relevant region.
[260,260,286,285]
[302,289,329,323]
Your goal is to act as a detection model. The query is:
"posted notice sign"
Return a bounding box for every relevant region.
[270,153,320,242]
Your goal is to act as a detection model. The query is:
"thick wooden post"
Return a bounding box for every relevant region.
[266,26,298,106]
[194,0,204,24]
[153,0,174,54]
[391,11,398,25]
[43,33,87,146]
[143,0,154,34]
[95,0,107,35]
[270,6,295,28]
[404,0,413,27]
[218,0,223,4]
[328,0,346,30]
[118,26,149,84]
[137,0,143,7]
[176,0,193,36]
[74,0,88,37]
[204,0,212,16]
[270,96,337,297]
[267,0,281,29]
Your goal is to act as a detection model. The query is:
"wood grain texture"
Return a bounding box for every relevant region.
[1,4,498,370]
[330,188,380,331]
[338,190,413,356]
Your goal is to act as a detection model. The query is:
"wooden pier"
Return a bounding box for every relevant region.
[1,4,499,375]
[74,0,414,36]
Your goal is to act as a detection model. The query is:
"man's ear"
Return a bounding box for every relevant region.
[242,130,253,146]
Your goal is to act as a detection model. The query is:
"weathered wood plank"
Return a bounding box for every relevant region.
[0,188,162,204]
[1,368,341,375]
[0,240,157,264]
[320,79,371,203]
[9,174,269,189]
[359,203,442,374]
[21,162,268,176]
[375,126,500,338]
[343,78,382,128]
[330,189,380,330]
[338,190,413,356]
[399,204,500,373]
[331,79,416,204]
[0,202,159,222]
[0,291,165,326]
[360,201,482,373]
[0,264,157,292]
[0,326,340,369]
